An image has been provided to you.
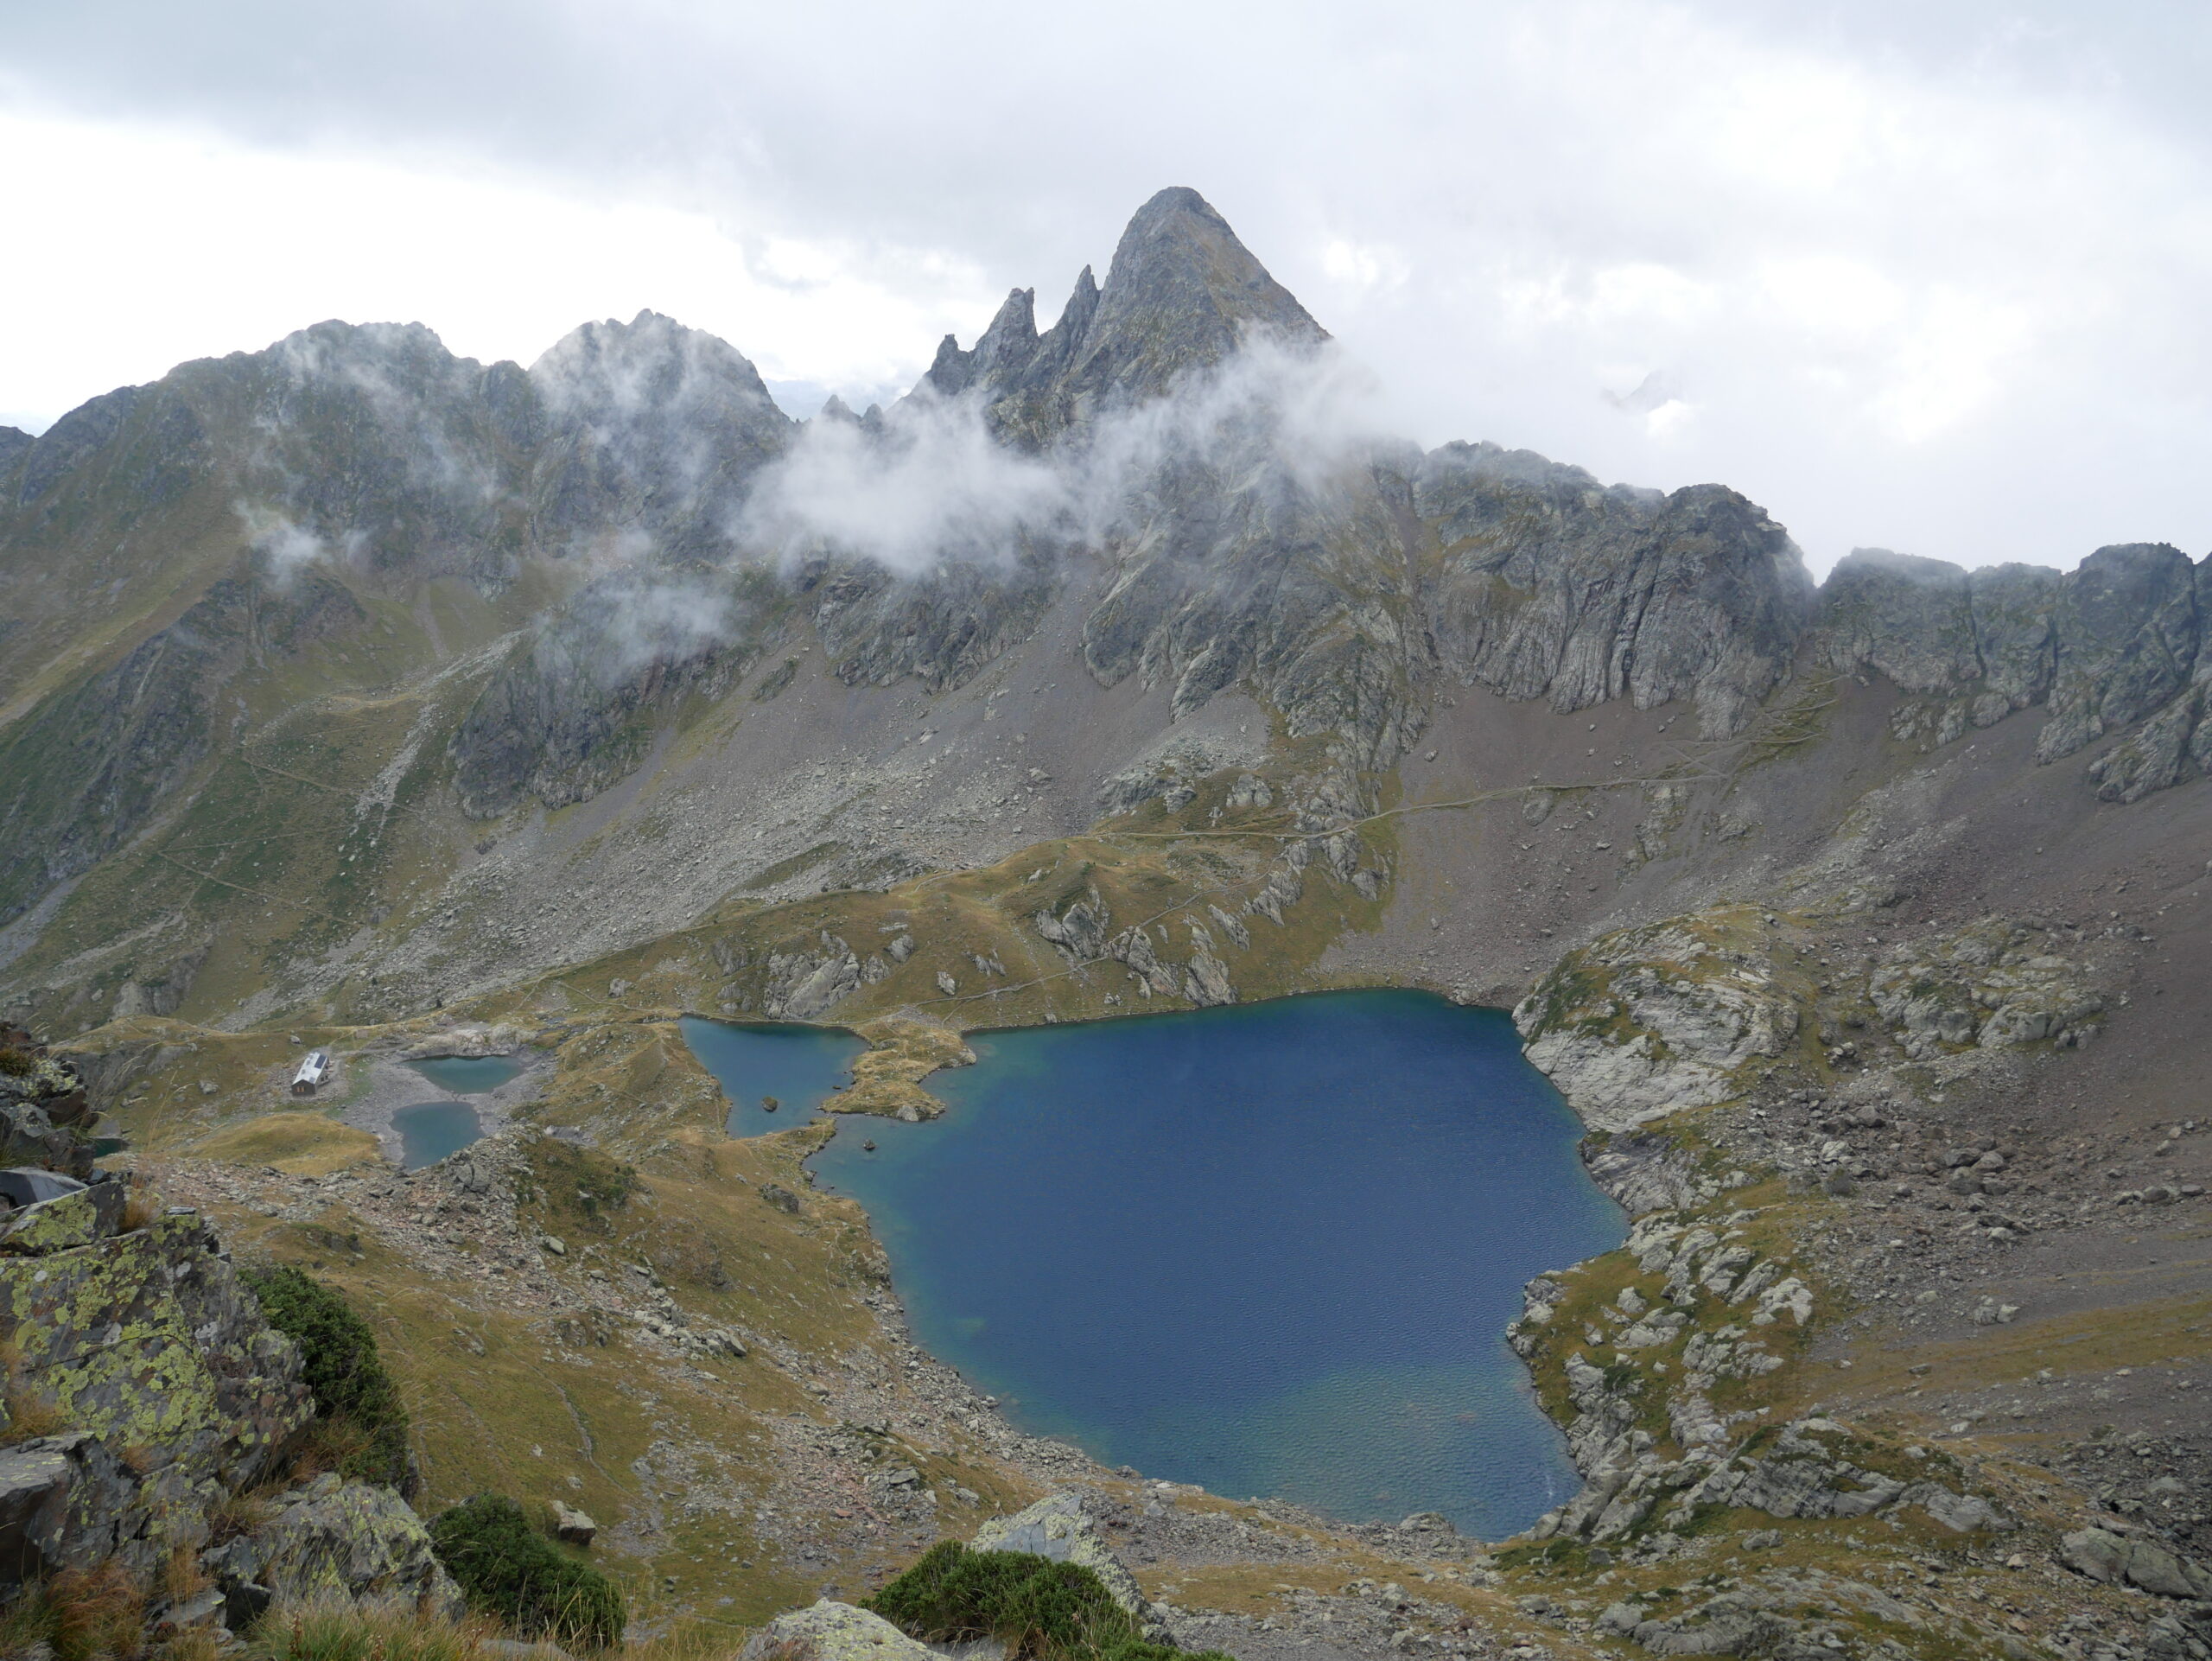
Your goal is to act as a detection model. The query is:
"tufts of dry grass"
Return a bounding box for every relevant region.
[245,1606,499,1661]
[119,1187,161,1231]
[48,1560,147,1661]
[2,1337,69,1446]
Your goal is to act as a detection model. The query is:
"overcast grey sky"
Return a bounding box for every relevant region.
[3,0,2208,576]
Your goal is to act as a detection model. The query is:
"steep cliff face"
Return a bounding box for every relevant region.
[1418,443,1815,738]
[1814,540,2209,798]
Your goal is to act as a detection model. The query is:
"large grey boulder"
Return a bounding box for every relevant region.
[737,1599,938,1661]
[208,1473,463,1620]
[2062,1528,2212,1600]
[0,1177,126,1254]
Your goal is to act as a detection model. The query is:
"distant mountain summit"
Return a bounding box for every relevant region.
[923,185,1326,443]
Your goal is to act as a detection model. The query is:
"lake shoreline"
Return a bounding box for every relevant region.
[692,989,1624,1537]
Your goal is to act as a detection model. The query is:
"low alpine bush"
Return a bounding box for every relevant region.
[428,1494,626,1651]
[866,1543,1226,1661]
[243,1265,412,1490]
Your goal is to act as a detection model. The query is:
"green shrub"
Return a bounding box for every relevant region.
[244,1265,412,1490]
[866,1543,1226,1661]
[429,1494,626,1651]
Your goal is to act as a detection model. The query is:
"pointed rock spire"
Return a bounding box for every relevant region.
[905,188,1327,442]
[1066,187,1325,406]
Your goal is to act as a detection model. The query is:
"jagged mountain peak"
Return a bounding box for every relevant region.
[920,187,1325,442]
[1087,185,1324,360]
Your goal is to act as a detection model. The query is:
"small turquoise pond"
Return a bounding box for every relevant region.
[679,1016,867,1136]
[393,1102,483,1171]
[406,1054,524,1094]
[689,990,1624,1537]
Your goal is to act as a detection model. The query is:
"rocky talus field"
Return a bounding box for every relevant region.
[2,188,2209,1661]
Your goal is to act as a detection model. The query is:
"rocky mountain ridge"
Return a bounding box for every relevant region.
[3,193,2206,1040]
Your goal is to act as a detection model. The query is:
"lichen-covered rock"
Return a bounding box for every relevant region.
[971,1491,1170,1638]
[0,1179,126,1254]
[0,1206,311,1572]
[737,1599,938,1661]
[209,1473,464,1618]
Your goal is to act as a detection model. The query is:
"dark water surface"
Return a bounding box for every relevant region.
[393,1102,483,1170]
[406,1055,524,1094]
[679,1015,867,1136]
[800,990,1623,1537]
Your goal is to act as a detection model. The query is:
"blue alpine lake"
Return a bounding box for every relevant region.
[393,1101,484,1171]
[771,989,1624,1537]
[680,1015,868,1136]
[406,1054,525,1094]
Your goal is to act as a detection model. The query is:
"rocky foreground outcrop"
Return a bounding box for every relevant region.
[1,1188,308,1581]
[0,1115,460,1640]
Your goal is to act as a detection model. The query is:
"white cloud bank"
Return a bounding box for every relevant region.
[742,340,1387,576]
